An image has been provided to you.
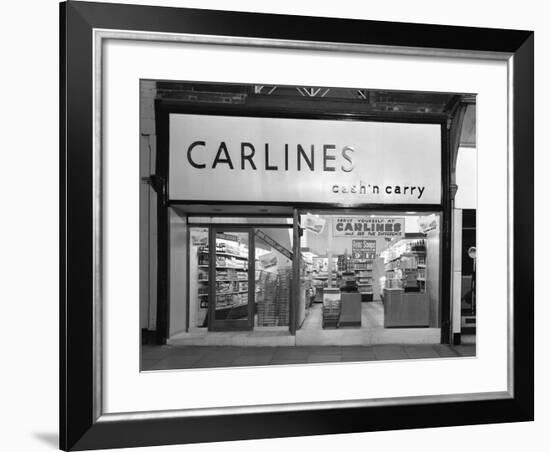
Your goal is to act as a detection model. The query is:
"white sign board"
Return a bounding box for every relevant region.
[333,217,405,238]
[169,114,441,204]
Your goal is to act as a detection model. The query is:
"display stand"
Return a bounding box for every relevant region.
[351,240,375,302]
[382,235,430,328]
[339,292,362,327]
[383,288,429,327]
[322,288,341,328]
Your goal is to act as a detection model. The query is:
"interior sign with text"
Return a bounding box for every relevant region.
[169,114,441,204]
[334,217,405,238]
[352,239,376,259]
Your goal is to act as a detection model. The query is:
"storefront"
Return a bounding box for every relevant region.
[140,81,474,346]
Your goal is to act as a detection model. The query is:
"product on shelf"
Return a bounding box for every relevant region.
[322,289,341,328]
[382,237,427,292]
[350,239,375,301]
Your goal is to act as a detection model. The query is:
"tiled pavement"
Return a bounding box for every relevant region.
[142,343,476,371]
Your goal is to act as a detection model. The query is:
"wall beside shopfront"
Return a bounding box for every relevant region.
[139,81,158,333]
[453,144,477,339]
[169,208,188,336]
[455,146,477,210]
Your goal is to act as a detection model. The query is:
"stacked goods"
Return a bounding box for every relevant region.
[322,296,341,328]
[238,281,248,292]
[255,269,290,327]
[337,254,351,272]
[255,269,265,313]
[215,255,247,269]
[215,269,240,280]
[257,271,279,326]
[417,253,426,266]
[216,281,234,293]
[198,247,209,266]
[218,241,241,256]
[274,268,291,326]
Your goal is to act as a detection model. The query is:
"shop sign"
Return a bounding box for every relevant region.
[418,214,439,233]
[169,114,441,205]
[301,213,326,234]
[333,217,404,238]
[259,252,278,269]
[352,239,376,259]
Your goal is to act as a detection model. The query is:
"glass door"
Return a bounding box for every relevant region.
[208,228,254,331]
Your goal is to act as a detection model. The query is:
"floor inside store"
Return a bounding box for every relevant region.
[296,302,440,345]
[142,341,476,371]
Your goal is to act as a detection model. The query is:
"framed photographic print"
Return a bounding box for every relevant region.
[60,1,534,450]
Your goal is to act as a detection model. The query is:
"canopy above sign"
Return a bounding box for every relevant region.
[169,114,442,205]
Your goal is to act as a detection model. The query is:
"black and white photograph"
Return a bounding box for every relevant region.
[50,1,537,451]
[140,81,478,370]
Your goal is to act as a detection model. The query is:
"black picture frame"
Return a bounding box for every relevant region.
[60,1,534,450]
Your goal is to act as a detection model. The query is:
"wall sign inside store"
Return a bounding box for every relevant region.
[334,217,405,238]
[169,114,441,204]
[352,239,376,259]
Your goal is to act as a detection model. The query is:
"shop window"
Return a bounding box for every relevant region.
[298,212,441,331]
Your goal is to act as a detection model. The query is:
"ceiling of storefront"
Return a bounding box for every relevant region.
[156,81,474,113]
[153,80,476,147]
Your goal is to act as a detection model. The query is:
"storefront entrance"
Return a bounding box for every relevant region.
[207,228,255,331]
[189,220,295,334]
[178,210,443,343]
[141,80,478,347]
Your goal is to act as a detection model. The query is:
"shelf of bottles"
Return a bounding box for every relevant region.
[383,239,426,292]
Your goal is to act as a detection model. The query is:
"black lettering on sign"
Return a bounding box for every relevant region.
[297,144,314,171]
[323,144,336,172]
[341,146,355,172]
[417,187,425,199]
[284,144,289,171]
[187,141,206,169]
[241,142,256,170]
[212,142,234,169]
[265,144,278,170]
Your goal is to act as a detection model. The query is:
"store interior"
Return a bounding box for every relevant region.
[188,226,293,330]
[168,210,442,346]
[295,212,441,345]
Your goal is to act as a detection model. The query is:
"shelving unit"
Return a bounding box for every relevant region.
[351,240,376,302]
[197,241,250,320]
[312,271,338,302]
[383,237,427,292]
[381,235,430,327]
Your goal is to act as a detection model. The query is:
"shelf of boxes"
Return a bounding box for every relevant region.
[196,243,250,312]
